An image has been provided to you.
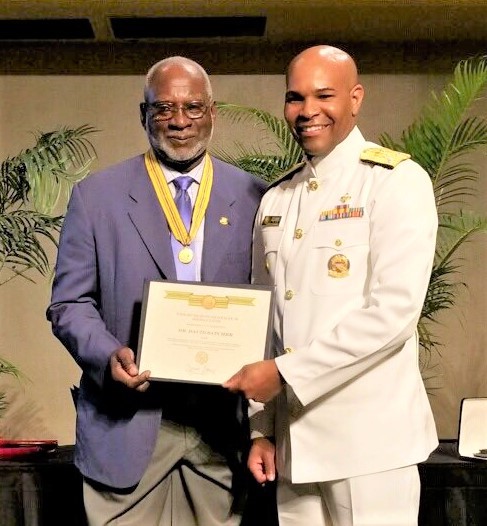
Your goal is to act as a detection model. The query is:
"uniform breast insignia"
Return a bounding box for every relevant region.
[360,146,410,169]
[308,178,319,191]
[340,193,351,203]
[320,204,364,221]
[328,254,350,278]
[262,216,281,226]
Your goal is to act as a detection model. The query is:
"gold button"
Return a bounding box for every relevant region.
[335,239,342,247]
[284,347,293,354]
[295,228,303,239]
[284,290,294,300]
[309,180,318,191]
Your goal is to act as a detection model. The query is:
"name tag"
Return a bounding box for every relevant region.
[262,216,281,226]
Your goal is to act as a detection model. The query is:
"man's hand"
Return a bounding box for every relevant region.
[109,346,151,392]
[248,437,276,484]
[223,359,283,402]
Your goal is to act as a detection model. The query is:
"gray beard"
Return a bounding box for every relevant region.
[150,128,214,164]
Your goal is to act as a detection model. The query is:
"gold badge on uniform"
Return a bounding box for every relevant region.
[340,193,351,203]
[360,146,411,169]
[219,216,229,226]
[308,178,319,191]
[328,254,350,278]
[262,216,281,226]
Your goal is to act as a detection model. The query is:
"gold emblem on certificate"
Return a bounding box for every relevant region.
[195,351,209,365]
[201,295,217,309]
[178,246,194,264]
[328,254,350,278]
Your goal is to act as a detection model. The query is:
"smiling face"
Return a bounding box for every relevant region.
[284,46,364,158]
[142,61,215,172]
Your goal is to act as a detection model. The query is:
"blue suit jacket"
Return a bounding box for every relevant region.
[47,154,266,488]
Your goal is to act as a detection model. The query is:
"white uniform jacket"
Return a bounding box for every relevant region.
[251,127,439,483]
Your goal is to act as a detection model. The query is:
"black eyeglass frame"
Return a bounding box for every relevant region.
[140,101,212,121]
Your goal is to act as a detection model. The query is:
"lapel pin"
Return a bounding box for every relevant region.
[219,216,229,226]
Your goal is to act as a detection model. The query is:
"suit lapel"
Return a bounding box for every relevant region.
[127,156,177,280]
[125,155,238,283]
[201,159,236,282]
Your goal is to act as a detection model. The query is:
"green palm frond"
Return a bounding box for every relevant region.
[0,210,63,285]
[380,56,487,371]
[0,357,24,418]
[1,124,97,215]
[1,125,97,397]
[213,102,304,176]
[418,210,487,361]
[215,141,297,182]
[0,357,21,378]
[0,125,97,286]
[435,211,487,269]
[380,55,487,210]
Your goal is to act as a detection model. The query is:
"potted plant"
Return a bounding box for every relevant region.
[213,55,487,379]
[0,125,97,418]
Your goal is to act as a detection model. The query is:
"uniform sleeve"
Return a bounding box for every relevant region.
[249,199,276,438]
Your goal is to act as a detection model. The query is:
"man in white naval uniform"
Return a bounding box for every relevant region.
[224,45,439,525]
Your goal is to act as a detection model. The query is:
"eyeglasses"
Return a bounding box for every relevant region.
[140,101,210,121]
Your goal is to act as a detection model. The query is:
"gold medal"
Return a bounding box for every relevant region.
[144,149,213,255]
[178,246,194,264]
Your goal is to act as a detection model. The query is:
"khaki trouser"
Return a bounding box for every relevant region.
[84,419,242,526]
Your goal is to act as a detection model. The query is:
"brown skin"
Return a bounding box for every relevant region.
[223,45,365,483]
[110,346,150,393]
[110,59,216,392]
[285,45,364,159]
[141,61,216,173]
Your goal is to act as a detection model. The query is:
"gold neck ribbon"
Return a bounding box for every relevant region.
[144,149,213,247]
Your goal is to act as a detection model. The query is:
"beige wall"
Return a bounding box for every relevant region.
[0,73,486,444]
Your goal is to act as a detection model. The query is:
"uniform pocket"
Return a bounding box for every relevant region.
[310,219,370,296]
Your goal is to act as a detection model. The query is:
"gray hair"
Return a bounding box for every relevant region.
[144,56,213,100]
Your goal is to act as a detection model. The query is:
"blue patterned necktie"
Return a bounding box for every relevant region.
[171,176,196,280]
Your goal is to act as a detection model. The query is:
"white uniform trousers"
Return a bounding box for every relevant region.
[277,465,420,526]
[83,419,241,526]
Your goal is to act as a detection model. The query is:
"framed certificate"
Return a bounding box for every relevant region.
[136,280,275,384]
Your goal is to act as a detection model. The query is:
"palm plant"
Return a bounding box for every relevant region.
[213,55,487,375]
[0,124,97,417]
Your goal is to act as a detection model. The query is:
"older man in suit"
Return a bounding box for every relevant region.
[47,56,266,526]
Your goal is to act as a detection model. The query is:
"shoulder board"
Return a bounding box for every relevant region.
[267,162,306,191]
[360,147,410,169]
